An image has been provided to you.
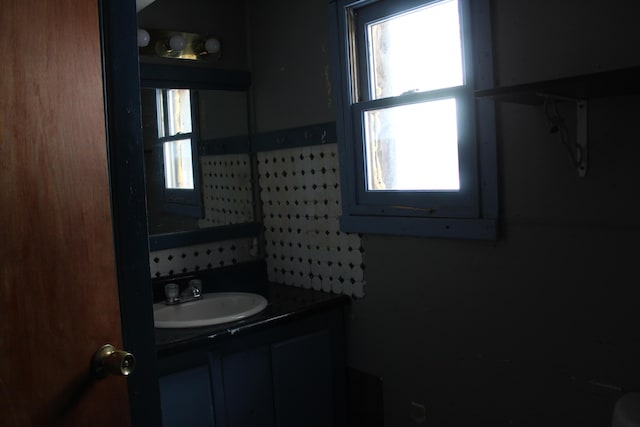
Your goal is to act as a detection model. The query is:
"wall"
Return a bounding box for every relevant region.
[137,0,249,70]
[247,0,334,131]
[247,0,640,426]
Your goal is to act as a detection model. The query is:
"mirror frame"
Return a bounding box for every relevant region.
[140,63,259,251]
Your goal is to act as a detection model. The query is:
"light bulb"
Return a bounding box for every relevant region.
[204,38,221,54]
[168,34,186,51]
[137,28,150,47]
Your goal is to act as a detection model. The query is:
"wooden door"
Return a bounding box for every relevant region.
[0,0,148,426]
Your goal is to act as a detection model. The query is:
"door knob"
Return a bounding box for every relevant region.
[92,344,136,378]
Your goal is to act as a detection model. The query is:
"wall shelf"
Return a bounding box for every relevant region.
[475,66,640,105]
[475,66,640,177]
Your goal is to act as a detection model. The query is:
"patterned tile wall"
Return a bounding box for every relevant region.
[149,238,257,278]
[148,142,366,298]
[198,153,254,228]
[257,143,365,298]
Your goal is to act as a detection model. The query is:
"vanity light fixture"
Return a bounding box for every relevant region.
[204,38,221,55]
[138,29,222,62]
[137,28,150,47]
[168,34,187,51]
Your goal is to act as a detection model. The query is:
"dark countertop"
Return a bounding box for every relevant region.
[154,283,350,356]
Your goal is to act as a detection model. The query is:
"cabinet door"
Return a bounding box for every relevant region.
[159,360,217,427]
[271,331,333,427]
[222,345,276,427]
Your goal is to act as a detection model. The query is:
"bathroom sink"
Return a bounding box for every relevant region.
[153,292,268,328]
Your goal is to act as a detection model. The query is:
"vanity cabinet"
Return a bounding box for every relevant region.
[271,330,333,427]
[157,307,346,427]
[222,345,275,427]
[158,352,219,427]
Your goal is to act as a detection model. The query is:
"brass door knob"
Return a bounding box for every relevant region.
[92,344,136,378]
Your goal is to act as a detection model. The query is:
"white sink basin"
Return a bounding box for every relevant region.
[153,292,268,328]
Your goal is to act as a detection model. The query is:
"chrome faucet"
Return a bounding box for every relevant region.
[164,279,203,305]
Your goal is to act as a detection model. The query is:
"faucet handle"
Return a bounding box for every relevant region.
[188,279,202,297]
[164,283,180,303]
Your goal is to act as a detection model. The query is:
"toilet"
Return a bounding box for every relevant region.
[613,393,640,427]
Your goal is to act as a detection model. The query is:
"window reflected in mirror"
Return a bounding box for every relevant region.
[163,139,195,189]
[156,89,196,190]
[159,89,192,137]
[141,87,254,235]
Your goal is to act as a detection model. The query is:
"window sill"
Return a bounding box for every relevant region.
[339,215,497,240]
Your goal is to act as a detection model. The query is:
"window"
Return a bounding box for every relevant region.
[147,88,203,218]
[330,0,497,239]
[157,89,195,190]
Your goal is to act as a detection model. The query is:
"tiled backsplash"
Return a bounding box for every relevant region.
[258,144,365,298]
[198,153,254,228]
[148,137,365,297]
[149,238,257,278]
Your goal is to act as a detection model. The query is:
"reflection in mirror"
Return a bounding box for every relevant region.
[158,88,195,190]
[141,88,254,235]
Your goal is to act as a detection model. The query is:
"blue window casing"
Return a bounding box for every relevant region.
[329,0,498,239]
[154,88,204,218]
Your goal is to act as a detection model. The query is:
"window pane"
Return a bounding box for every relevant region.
[163,139,195,189]
[363,98,459,191]
[367,0,463,99]
[155,89,166,138]
[166,89,192,136]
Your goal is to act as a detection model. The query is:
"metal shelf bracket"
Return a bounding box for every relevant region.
[541,94,589,177]
[576,99,588,177]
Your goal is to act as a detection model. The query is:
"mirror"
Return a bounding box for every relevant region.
[140,63,259,250]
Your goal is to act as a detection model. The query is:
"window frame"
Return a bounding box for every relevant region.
[329,0,498,239]
[153,88,204,218]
